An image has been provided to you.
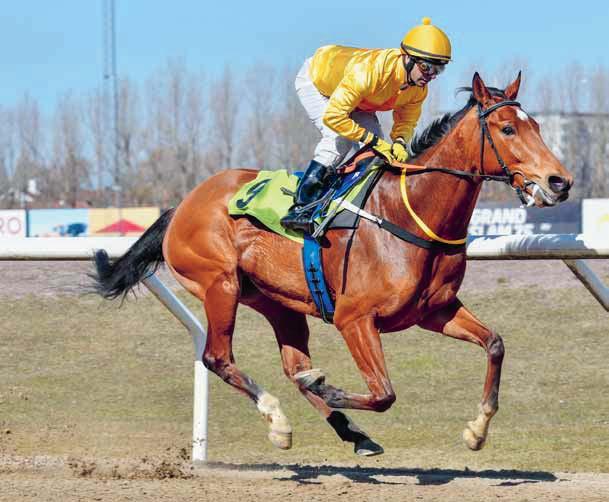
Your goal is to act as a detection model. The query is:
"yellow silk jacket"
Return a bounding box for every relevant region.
[309,45,428,143]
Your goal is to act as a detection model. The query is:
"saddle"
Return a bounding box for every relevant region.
[228,149,385,324]
[298,151,385,324]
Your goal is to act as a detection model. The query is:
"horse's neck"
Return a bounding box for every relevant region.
[377,120,482,240]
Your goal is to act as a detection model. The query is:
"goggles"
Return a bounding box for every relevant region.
[413,58,446,77]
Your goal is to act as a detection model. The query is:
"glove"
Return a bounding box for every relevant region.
[391,141,409,163]
[369,136,396,164]
[368,135,409,164]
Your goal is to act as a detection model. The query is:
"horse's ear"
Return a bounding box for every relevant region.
[504,71,522,100]
[472,72,492,106]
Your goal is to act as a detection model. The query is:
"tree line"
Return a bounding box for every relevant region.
[0,59,607,209]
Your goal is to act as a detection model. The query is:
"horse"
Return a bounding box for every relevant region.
[92,72,573,457]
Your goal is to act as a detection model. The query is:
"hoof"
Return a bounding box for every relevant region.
[294,368,325,388]
[355,438,384,456]
[269,430,292,450]
[463,426,486,451]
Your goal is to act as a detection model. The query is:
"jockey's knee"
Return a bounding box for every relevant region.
[314,136,350,169]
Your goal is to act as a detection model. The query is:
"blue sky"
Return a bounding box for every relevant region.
[1,0,608,112]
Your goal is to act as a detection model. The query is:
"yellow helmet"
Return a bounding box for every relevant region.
[401,17,452,63]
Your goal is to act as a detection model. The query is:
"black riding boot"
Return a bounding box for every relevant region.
[280,160,334,233]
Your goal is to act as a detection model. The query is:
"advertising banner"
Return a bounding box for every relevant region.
[28,209,89,237]
[582,199,609,236]
[88,207,160,236]
[468,201,581,236]
[0,210,27,238]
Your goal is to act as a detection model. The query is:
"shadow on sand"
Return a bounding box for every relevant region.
[202,462,559,486]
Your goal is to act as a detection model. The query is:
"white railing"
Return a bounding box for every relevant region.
[0,237,209,462]
[1,233,608,464]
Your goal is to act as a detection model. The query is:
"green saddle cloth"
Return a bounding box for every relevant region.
[227,168,377,243]
[228,170,304,243]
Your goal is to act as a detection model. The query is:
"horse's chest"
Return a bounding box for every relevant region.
[375,253,466,331]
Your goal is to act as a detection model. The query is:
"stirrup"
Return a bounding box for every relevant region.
[280,211,316,233]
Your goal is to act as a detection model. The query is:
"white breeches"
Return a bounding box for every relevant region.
[295,58,384,169]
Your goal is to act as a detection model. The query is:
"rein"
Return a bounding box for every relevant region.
[337,99,529,249]
[393,99,522,185]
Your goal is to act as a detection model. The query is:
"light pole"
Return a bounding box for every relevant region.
[103,0,123,234]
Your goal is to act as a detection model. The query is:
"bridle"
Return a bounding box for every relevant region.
[380,98,536,205]
[324,99,543,247]
[477,99,534,205]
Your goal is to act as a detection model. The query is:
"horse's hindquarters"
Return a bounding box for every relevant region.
[162,169,258,300]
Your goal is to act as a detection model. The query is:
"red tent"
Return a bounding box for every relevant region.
[97,219,146,234]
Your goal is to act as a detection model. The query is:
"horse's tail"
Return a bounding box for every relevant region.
[91,208,175,300]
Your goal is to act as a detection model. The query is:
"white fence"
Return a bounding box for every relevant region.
[1,233,608,463]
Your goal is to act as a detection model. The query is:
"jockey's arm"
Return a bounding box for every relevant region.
[390,86,428,144]
[322,65,373,143]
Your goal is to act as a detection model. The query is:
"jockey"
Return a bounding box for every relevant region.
[281,17,452,233]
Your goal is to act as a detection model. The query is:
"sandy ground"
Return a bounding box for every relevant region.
[2,455,609,502]
[1,258,609,501]
[0,258,607,299]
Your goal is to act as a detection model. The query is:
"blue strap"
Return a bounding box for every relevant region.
[302,235,335,324]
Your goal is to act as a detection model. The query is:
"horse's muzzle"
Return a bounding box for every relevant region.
[548,175,572,195]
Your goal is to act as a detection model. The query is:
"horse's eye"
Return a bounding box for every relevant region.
[502,125,515,136]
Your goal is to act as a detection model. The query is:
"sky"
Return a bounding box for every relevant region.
[1,0,608,113]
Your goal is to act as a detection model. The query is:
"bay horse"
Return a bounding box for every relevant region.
[92,73,573,456]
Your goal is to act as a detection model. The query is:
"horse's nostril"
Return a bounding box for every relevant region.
[548,175,569,193]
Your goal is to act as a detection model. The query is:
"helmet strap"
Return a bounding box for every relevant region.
[401,54,416,89]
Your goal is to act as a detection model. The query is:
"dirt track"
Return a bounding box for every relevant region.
[2,258,608,299]
[2,456,609,502]
[2,259,609,501]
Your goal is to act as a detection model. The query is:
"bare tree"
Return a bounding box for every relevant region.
[210,65,239,169]
[116,77,148,205]
[1,57,606,209]
[535,72,558,113]
[85,88,110,204]
[588,66,609,197]
[48,93,90,207]
[140,60,208,206]
[418,80,444,130]
[272,66,318,171]
[492,57,532,103]
[0,106,17,207]
[240,63,276,169]
[7,94,46,206]
[561,62,585,113]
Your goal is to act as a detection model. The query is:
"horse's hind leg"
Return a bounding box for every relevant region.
[419,299,504,451]
[244,294,383,456]
[177,270,292,450]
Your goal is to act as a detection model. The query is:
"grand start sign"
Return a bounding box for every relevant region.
[0,210,27,238]
[468,201,581,236]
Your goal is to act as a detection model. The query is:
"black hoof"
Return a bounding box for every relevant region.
[354,438,384,456]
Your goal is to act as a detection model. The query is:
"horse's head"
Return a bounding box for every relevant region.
[471,72,573,206]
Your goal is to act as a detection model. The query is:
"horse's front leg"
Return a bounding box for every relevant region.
[296,316,396,412]
[419,299,505,451]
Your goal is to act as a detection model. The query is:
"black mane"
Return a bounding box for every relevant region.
[409,86,507,157]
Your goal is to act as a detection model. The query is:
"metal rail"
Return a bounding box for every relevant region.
[1,233,607,464]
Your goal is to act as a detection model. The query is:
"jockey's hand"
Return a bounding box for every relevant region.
[391,141,409,163]
[369,136,409,164]
[370,137,397,164]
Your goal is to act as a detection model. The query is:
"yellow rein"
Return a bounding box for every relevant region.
[399,168,467,245]
[344,151,468,245]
